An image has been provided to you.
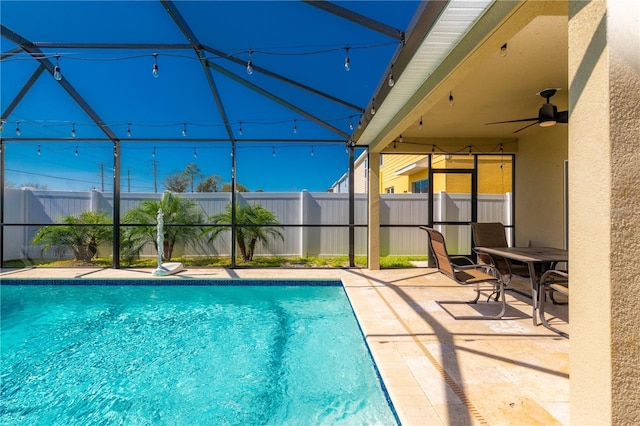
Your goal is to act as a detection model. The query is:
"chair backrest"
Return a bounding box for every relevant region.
[471,222,508,264]
[420,227,456,280]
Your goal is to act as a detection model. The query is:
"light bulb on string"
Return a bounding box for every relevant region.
[358,120,362,130]
[127,122,131,138]
[500,143,505,169]
[344,47,350,71]
[152,53,159,78]
[71,122,76,138]
[15,121,21,136]
[388,66,394,87]
[152,146,156,158]
[349,117,354,131]
[238,121,243,136]
[449,91,455,107]
[182,122,187,137]
[371,98,376,115]
[114,145,118,158]
[310,145,314,156]
[246,50,253,75]
[53,54,62,81]
[293,119,297,134]
[193,147,197,158]
[419,116,423,130]
[37,144,41,156]
[0,120,4,132]
[272,146,276,157]
[399,134,403,143]
[74,145,78,157]
[500,43,508,57]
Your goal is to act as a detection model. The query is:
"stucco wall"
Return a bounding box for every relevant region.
[608,0,640,419]
[569,0,640,423]
[514,126,568,247]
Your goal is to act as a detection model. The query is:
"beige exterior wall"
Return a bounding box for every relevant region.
[569,0,640,423]
[514,126,567,248]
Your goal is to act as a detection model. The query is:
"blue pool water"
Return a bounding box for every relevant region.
[1,280,397,425]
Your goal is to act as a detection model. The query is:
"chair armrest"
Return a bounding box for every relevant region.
[541,269,568,284]
[455,261,501,278]
[450,255,475,266]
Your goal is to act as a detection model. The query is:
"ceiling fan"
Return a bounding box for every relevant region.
[486,88,568,133]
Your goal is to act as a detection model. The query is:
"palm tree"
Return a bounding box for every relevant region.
[32,211,112,262]
[122,192,204,262]
[205,202,283,262]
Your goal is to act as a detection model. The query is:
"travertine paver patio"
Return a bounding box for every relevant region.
[1,267,569,425]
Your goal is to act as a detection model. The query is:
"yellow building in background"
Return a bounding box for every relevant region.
[378,153,513,195]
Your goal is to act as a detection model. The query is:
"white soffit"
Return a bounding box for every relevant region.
[358,0,494,145]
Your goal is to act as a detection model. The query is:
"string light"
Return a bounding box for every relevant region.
[293,119,297,134]
[344,47,350,71]
[310,145,314,156]
[182,122,187,137]
[53,54,62,81]
[127,122,132,138]
[193,147,197,158]
[238,121,243,135]
[419,116,423,130]
[399,134,403,143]
[74,145,78,156]
[71,122,76,138]
[114,145,118,157]
[152,146,156,157]
[468,145,473,155]
[15,121,21,136]
[388,66,394,87]
[431,145,436,154]
[0,120,4,132]
[272,146,276,157]
[500,143,505,169]
[349,117,354,131]
[37,144,41,155]
[246,50,254,75]
[500,43,508,57]
[152,53,159,78]
[371,98,376,115]
[393,140,396,149]
[449,91,454,107]
[358,120,362,129]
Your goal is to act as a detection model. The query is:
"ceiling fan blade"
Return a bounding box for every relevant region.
[485,117,539,125]
[556,110,569,123]
[513,121,540,133]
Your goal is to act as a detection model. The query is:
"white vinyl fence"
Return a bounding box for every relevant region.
[3,189,511,261]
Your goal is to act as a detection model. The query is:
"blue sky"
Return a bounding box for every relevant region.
[1,1,418,192]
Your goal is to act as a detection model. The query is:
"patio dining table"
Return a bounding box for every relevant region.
[473,246,568,325]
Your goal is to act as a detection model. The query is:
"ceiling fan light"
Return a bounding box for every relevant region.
[539,119,557,127]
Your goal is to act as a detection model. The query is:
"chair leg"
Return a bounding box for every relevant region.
[437,282,507,320]
[539,287,568,338]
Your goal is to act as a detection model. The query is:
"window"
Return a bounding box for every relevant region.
[411,179,429,193]
[385,187,394,194]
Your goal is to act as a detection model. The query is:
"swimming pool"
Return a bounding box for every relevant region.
[1,279,398,425]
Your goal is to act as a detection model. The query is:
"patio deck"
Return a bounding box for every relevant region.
[0,267,569,425]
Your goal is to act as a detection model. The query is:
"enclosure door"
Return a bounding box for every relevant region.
[429,168,476,256]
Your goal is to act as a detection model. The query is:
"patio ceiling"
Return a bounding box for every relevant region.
[358,0,569,152]
[0,1,418,144]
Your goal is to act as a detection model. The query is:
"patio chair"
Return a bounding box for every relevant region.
[420,226,506,320]
[471,222,532,288]
[538,269,569,338]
